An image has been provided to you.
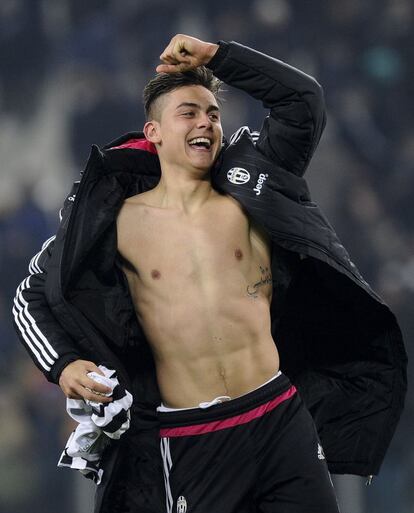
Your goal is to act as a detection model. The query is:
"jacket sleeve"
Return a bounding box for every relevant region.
[12,181,82,384]
[207,41,327,177]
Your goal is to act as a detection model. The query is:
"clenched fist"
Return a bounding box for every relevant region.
[156,34,219,73]
[59,359,113,403]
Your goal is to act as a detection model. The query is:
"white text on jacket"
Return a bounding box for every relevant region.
[253,173,268,195]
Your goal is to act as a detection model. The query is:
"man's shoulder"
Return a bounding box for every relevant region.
[117,193,149,228]
[119,190,164,212]
[123,190,152,206]
[218,190,245,212]
[208,191,252,231]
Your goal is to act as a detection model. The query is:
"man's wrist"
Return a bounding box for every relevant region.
[205,41,230,70]
[50,354,81,384]
[205,43,219,64]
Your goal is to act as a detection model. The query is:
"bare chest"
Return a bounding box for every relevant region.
[117,197,258,287]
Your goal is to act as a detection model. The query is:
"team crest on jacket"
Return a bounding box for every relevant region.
[177,495,187,513]
[227,167,250,184]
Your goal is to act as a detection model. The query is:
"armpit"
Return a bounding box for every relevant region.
[116,252,138,275]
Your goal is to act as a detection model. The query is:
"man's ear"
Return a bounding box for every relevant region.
[143,121,162,144]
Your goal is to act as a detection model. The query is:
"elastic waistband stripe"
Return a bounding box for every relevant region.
[159,385,296,438]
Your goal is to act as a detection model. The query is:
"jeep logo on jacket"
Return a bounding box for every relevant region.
[253,173,269,195]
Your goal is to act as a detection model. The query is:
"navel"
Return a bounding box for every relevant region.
[151,269,161,279]
[234,248,243,260]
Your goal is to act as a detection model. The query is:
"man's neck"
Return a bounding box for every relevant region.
[151,166,215,214]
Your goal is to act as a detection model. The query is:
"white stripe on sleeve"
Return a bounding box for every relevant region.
[14,236,59,371]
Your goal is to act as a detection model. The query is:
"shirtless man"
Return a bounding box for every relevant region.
[19,35,341,512]
[59,37,277,410]
[116,35,336,512]
[117,70,277,409]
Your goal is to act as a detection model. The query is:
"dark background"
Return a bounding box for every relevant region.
[1,1,413,512]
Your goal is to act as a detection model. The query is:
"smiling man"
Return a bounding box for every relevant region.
[13,34,406,513]
[116,58,280,419]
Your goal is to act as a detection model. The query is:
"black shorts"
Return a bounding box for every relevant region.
[157,372,340,513]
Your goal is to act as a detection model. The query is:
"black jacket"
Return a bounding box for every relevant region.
[12,41,407,513]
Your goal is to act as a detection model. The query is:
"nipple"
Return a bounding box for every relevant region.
[235,248,243,260]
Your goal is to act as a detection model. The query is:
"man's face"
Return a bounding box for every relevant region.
[146,85,223,174]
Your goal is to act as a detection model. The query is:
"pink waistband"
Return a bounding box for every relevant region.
[159,384,296,438]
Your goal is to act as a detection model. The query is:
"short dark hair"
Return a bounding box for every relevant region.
[143,66,222,121]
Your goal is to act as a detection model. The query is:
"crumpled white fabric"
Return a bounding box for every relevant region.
[57,365,133,484]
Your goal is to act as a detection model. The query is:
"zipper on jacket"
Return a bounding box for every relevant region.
[366,475,373,486]
[60,154,96,290]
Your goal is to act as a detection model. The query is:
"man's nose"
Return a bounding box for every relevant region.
[196,113,213,129]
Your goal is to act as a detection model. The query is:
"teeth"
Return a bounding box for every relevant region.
[188,137,212,148]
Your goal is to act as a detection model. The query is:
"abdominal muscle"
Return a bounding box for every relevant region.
[127,272,280,409]
[118,191,280,408]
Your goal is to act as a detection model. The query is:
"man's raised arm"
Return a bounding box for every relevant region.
[157,34,326,177]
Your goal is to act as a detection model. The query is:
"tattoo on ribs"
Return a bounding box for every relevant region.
[247,265,272,298]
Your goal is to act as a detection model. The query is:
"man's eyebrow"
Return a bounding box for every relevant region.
[175,102,220,112]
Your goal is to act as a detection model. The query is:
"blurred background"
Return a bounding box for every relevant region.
[0,1,413,512]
